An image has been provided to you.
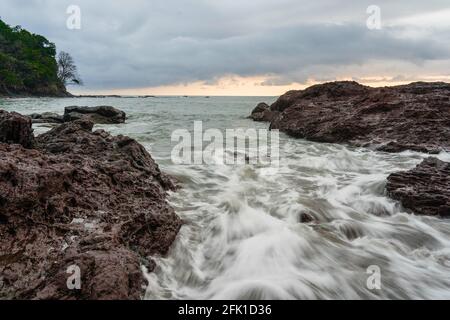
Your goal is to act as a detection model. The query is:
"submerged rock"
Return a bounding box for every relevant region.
[386,157,450,217]
[252,81,450,153]
[0,110,34,148]
[63,106,126,124]
[0,111,181,299]
[299,212,315,224]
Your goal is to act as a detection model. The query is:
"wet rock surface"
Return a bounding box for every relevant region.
[29,112,64,124]
[0,110,34,148]
[63,106,126,124]
[253,81,450,153]
[387,157,450,217]
[0,111,181,299]
[28,106,126,125]
[249,102,274,122]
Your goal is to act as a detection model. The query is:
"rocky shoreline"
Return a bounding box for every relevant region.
[252,81,450,218]
[251,81,450,153]
[1,81,449,300]
[0,110,181,299]
[0,86,72,98]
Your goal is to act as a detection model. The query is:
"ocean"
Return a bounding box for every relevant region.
[2,96,450,299]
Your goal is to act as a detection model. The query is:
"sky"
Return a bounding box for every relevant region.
[1,0,450,95]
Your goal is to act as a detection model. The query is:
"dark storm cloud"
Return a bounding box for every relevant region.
[1,0,450,89]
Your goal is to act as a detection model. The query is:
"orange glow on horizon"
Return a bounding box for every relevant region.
[69,75,450,96]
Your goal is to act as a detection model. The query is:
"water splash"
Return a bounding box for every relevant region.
[145,135,450,300]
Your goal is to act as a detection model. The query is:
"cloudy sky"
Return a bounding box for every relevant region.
[1,0,450,95]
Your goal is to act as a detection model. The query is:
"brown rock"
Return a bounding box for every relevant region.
[386,157,450,217]
[252,81,450,153]
[299,212,315,224]
[63,106,126,124]
[0,112,181,299]
[29,112,64,124]
[249,103,274,122]
[0,110,34,148]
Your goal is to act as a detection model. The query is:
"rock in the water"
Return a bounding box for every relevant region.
[63,106,126,124]
[29,112,64,124]
[0,115,181,299]
[386,157,450,217]
[299,212,315,224]
[27,107,125,125]
[252,81,450,153]
[249,102,274,122]
[0,110,34,148]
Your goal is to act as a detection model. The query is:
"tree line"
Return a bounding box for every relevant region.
[0,18,81,96]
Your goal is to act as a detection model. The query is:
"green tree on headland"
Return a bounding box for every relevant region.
[0,18,79,96]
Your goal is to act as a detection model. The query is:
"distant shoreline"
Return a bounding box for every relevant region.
[1,94,279,99]
[0,91,73,99]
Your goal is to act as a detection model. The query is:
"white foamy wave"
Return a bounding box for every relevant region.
[145,134,450,300]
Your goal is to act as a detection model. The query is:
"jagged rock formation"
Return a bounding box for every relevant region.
[251,81,450,153]
[29,112,64,124]
[63,106,126,124]
[0,110,34,148]
[387,157,450,217]
[249,103,274,122]
[29,106,126,125]
[0,110,181,299]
